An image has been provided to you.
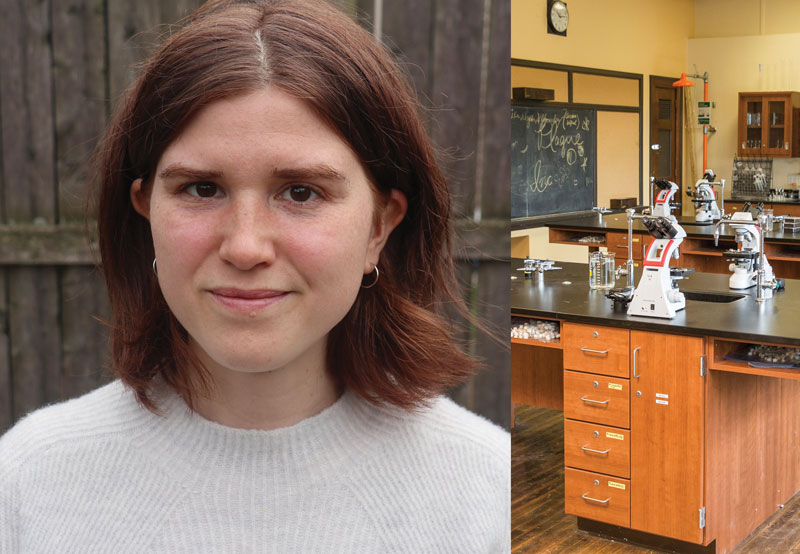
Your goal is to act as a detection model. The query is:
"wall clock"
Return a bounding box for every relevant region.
[547,0,568,36]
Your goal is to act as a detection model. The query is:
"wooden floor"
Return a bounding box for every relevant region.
[511,405,800,553]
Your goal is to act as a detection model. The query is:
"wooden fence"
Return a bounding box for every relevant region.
[0,0,510,432]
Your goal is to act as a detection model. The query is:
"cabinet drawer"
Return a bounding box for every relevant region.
[565,467,630,528]
[564,370,629,428]
[606,232,643,261]
[563,323,630,378]
[564,419,630,478]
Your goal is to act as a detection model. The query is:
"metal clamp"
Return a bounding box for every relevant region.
[580,396,609,405]
[581,493,610,505]
[581,445,610,455]
[580,347,609,355]
[632,346,641,379]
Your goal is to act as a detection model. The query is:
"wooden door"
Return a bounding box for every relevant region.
[630,331,705,543]
[649,77,682,202]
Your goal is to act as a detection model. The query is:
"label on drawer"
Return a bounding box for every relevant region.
[656,393,669,399]
[656,399,669,405]
[608,480,626,490]
[608,383,623,391]
[605,432,624,441]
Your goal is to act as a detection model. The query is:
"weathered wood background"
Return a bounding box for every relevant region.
[0,0,510,432]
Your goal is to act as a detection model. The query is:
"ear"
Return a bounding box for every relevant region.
[365,189,407,273]
[130,178,151,220]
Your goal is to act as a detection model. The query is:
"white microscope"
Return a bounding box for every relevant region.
[650,177,679,219]
[626,179,693,318]
[713,212,775,293]
[686,169,725,224]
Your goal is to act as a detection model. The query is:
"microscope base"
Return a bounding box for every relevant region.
[627,267,685,319]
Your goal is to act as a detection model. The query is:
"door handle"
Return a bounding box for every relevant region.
[580,396,609,405]
[632,346,641,378]
[580,347,609,355]
[581,445,610,455]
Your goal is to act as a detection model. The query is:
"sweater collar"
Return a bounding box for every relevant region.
[124,380,408,483]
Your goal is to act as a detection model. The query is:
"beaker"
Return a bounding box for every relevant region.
[589,251,616,289]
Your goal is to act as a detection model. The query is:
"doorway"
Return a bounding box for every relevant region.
[649,76,683,210]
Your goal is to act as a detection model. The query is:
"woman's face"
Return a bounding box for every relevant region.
[131,87,406,377]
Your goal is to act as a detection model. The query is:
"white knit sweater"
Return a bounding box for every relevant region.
[0,380,509,553]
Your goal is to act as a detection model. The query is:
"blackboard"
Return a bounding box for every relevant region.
[511,104,597,220]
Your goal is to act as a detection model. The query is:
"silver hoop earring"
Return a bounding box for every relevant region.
[152,258,158,277]
[361,265,379,289]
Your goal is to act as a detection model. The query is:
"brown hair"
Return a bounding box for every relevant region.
[94,0,477,411]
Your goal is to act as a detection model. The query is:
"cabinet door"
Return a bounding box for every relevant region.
[630,331,705,543]
[739,94,763,156]
[763,95,792,157]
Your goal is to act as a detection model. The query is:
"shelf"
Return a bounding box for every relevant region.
[709,337,800,381]
[681,249,726,257]
[511,337,562,349]
[549,227,606,247]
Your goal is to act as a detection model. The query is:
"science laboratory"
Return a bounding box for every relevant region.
[511,2,800,553]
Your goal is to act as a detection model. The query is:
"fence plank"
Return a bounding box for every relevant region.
[481,0,511,220]
[0,0,57,223]
[430,0,484,219]
[9,268,61,420]
[53,0,107,222]
[447,260,477,412]
[381,0,434,105]
[60,267,112,401]
[107,0,161,106]
[473,260,510,428]
[0,269,10,432]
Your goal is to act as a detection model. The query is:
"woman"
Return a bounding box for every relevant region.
[0,1,509,552]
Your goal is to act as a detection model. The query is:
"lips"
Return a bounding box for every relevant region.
[209,288,289,313]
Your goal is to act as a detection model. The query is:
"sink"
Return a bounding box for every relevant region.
[681,290,747,303]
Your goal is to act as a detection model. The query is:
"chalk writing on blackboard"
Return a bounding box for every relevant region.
[511,104,596,219]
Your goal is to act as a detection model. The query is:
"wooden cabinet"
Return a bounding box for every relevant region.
[562,322,630,378]
[738,92,800,157]
[605,231,652,263]
[564,325,707,545]
[630,331,705,544]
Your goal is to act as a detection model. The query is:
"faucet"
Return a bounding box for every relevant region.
[714,219,772,302]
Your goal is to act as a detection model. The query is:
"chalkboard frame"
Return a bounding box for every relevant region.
[510,59,644,229]
[511,100,598,227]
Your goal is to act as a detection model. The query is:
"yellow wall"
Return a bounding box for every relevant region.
[695,0,800,37]
[511,0,694,261]
[687,34,800,204]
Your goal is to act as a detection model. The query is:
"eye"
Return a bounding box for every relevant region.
[185,182,222,198]
[283,186,318,203]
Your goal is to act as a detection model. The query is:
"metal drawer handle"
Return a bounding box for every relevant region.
[580,347,609,355]
[580,396,609,405]
[616,244,629,249]
[633,346,641,379]
[581,445,610,455]
[581,493,610,505]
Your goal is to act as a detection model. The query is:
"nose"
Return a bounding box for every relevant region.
[218,196,277,270]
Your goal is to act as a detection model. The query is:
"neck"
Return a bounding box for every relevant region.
[188,345,340,431]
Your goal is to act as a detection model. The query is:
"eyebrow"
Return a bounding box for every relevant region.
[158,164,223,181]
[271,164,346,182]
[157,163,346,182]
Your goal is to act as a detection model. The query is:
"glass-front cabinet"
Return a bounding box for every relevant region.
[738,92,800,158]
